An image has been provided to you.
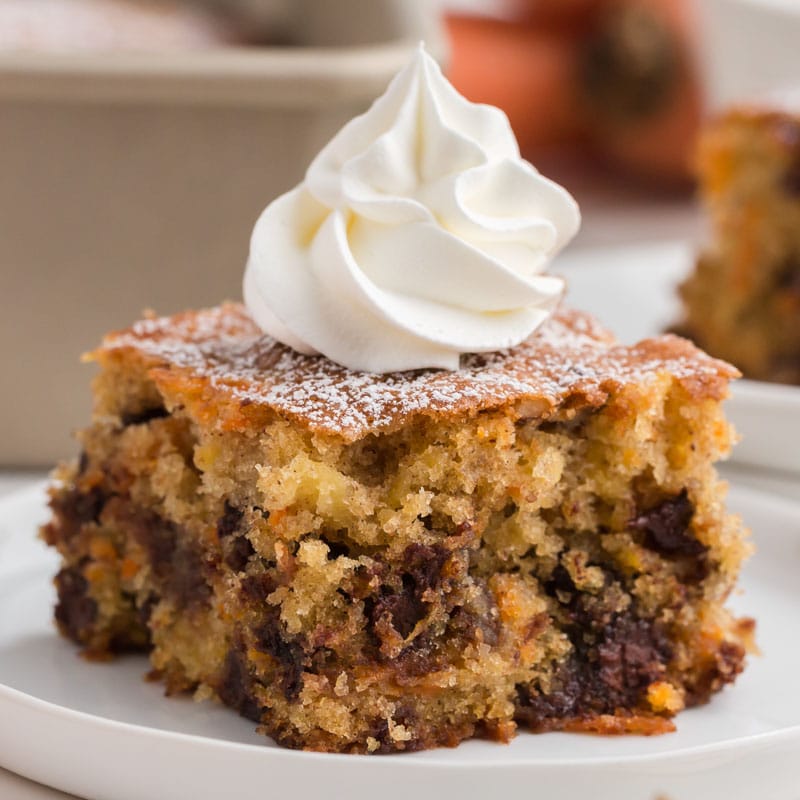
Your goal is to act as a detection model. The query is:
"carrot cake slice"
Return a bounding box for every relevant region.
[42,302,752,752]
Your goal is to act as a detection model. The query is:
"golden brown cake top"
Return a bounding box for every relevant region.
[94,303,738,441]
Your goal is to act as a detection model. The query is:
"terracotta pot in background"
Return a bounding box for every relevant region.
[579,0,702,185]
[446,0,702,187]
[445,13,586,151]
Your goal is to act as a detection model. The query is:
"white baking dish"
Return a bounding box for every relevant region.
[0,2,444,466]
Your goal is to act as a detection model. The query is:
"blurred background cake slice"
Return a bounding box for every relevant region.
[678,101,800,384]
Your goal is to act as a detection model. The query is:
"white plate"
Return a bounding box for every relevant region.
[555,241,800,475]
[1,484,799,800]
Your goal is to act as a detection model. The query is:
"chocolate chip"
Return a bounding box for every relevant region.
[215,502,254,571]
[216,501,243,539]
[240,573,277,603]
[120,406,169,427]
[373,577,427,640]
[631,490,707,556]
[54,565,97,642]
[367,718,392,751]
[537,410,592,435]
[319,534,350,560]
[404,543,450,592]
[367,544,450,644]
[544,563,577,597]
[516,610,671,727]
[217,647,264,723]
[225,535,255,573]
[515,658,583,726]
[521,559,672,726]
[596,614,671,700]
[391,630,440,678]
[253,609,305,700]
[49,486,108,541]
[365,707,422,753]
[125,507,211,609]
[137,593,159,628]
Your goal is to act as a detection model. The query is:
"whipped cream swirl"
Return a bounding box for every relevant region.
[244,45,580,372]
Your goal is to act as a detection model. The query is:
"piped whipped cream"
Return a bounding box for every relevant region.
[244,44,580,373]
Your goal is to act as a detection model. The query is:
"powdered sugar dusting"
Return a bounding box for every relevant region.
[98,304,738,440]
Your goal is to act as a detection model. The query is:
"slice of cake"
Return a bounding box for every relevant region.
[678,103,800,384]
[42,302,753,753]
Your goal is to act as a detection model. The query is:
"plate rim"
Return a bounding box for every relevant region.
[1,676,799,771]
[734,377,800,404]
